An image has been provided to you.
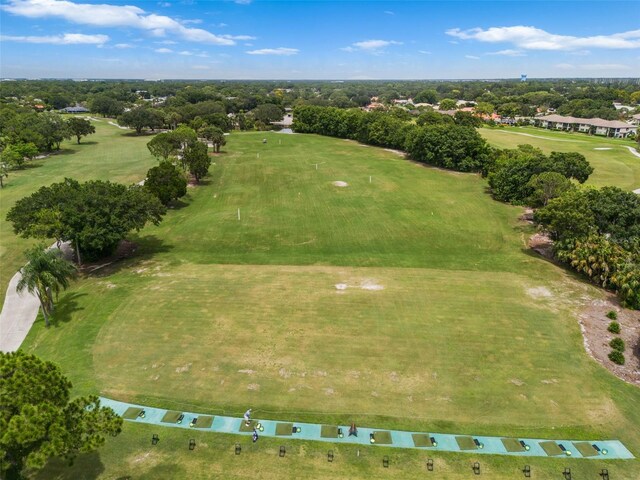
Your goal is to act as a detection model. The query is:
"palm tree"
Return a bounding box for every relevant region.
[17,245,76,327]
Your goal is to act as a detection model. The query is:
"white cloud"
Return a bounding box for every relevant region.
[221,34,256,41]
[234,0,252,4]
[465,55,480,60]
[384,10,394,15]
[446,26,640,51]
[192,65,210,70]
[114,43,133,48]
[155,47,172,53]
[1,0,238,45]
[246,47,298,55]
[179,50,193,55]
[156,40,177,45]
[341,39,402,54]
[418,50,431,54]
[182,19,202,25]
[0,32,108,44]
[486,49,526,57]
[158,1,171,7]
[555,63,575,70]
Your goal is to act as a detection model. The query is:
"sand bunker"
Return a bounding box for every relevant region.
[333,181,349,187]
[594,147,612,150]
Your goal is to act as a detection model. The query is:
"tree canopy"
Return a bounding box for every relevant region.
[65,117,95,144]
[7,178,166,261]
[0,351,122,479]
[145,161,187,205]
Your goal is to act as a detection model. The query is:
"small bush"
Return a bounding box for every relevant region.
[607,321,620,334]
[609,337,625,352]
[606,310,618,320]
[608,350,625,365]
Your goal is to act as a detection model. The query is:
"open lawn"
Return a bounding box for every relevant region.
[0,118,156,307]
[18,132,640,478]
[480,126,640,190]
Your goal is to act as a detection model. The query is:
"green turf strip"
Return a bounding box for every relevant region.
[573,442,599,457]
[501,438,525,452]
[122,407,144,420]
[412,434,434,447]
[456,436,478,450]
[192,415,213,429]
[238,420,257,432]
[373,431,393,445]
[161,411,183,423]
[540,441,564,456]
[321,425,339,438]
[275,423,294,436]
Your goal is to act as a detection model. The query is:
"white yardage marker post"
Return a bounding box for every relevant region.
[257,153,259,159]
[369,176,372,184]
[237,208,240,221]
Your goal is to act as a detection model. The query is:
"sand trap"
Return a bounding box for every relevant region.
[333,181,348,187]
[594,147,612,150]
[108,121,129,130]
[633,188,640,195]
[335,283,348,290]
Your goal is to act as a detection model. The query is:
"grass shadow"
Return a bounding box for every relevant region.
[88,235,174,278]
[122,131,155,138]
[34,451,105,480]
[77,141,98,146]
[167,198,191,210]
[51,292,88,326]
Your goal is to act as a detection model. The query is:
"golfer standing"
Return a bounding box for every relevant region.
[244,408,252,426]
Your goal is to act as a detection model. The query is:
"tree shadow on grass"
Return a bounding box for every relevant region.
[34,451,104,480]
[88,235,174,279]
[166,197,192,211]
[122,131,155,138]
[76,141,98,146]
[51,292,87,327]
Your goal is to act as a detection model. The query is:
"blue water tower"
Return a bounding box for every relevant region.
[520,74,527,82]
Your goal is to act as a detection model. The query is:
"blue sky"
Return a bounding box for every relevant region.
[0,0,639,79]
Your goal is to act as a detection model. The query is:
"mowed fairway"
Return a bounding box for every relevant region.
[20,132,640,478]
[480,126,640,190]
[0,118,156,307]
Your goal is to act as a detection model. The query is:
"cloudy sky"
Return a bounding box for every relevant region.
[0,0,638,79]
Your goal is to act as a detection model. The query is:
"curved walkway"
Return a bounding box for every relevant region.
[0,242,73,353]
[625,146,640,158]
[101,397,634,459]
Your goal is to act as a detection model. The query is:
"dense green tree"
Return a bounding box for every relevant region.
[7,178,166,261]
[199,125,226,153]
[545,152,592,183]
[147,132,180,161]
[251,104,284,124]
[526,171,574,207]
[88,95,124,117]
[0,145,25,169]
[413,89,438,104]
[534,190,596,240]
[0,351,122,479]
[34,112,69,150]
[406,124,490,172]
[117,107,164,134]
[454,111,483,127]
[583,186,640,241]
[145,161,187,205]
[16,245,76,327]
[65,117,95,144]
[416,111,454,126]
[438,98,457,110]
[183,141,211,183]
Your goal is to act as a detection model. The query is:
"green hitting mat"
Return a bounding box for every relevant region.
[321,425,340,438]
[573,442,599,457]
[276,423,294,436]
[122,407,144,420]
[501,438,526,452]
[239,420,258,432]
[193,415,214,429]
[373,431,393,445]
[456,436,478,450]
[540,441,564,456]
[161,411,183,423]
[412,434,435,447]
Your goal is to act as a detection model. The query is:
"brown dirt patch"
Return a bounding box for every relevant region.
[578,295,640,386]
[528,233,554,259]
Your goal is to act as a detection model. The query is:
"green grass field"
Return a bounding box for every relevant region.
[18,131,640,478]
[480,125,640,190]
[0,118,156,307]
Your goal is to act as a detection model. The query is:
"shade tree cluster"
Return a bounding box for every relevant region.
[292,105,490,173]
[6,178,166,262]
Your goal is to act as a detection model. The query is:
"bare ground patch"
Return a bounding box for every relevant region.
[578,295,640,386]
